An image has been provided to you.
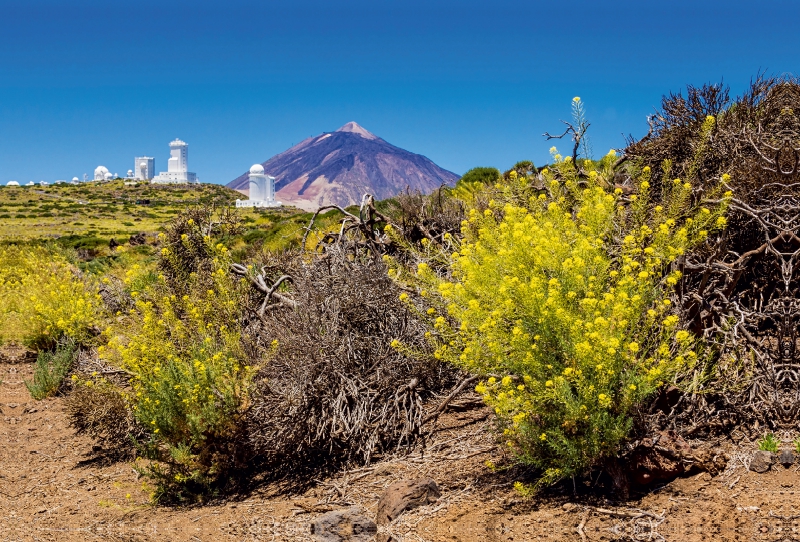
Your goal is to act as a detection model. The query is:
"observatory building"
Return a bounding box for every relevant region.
[94,166,112,181]
[134,156,155,181]
[235,164,281,208]
[152,139,197,184]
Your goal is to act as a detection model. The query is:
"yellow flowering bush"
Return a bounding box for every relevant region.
[415,155,728,487]
[103,213,254,501]
[0,245,100,349]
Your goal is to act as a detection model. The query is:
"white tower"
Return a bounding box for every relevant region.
[134,157,155,180]
[168,139,187,173]
[152,139,197,184]
[236,164,281,208]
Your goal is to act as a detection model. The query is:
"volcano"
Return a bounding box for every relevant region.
[227,122,459,210]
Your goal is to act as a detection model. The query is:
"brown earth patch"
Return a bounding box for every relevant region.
[0,345,795,541]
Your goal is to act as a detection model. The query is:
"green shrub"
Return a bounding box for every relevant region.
[26,341,76,399]
[759,433,779,452]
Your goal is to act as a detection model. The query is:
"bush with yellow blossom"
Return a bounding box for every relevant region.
[412,148,729,488]
[103,210,254,501]
[0,244,100,350]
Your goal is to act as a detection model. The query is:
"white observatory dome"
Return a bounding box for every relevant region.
[7,181,19,187]
[250,164,265,175]
[40,181,49,186]
[94,165,109,181]
[72,177,79,182]
[26,181,34,186]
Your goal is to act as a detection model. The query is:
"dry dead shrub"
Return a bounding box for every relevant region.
[65,379,144,459]
[243,245,458,479]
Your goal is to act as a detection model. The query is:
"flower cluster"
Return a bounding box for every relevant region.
[103,232,255,497]
[416,158,728,486]
[0,245,100,349]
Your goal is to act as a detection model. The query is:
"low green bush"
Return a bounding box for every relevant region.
[26,341,76,399]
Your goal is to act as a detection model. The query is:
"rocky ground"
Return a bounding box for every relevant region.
[1,346,799,541]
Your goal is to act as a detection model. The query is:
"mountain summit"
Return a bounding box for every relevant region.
[227,122,459,210]
[335,121,378,140]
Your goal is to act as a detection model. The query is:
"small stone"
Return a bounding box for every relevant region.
[694,472,712,482]
[779,448,796,467]
[750,450,774,473]
[562,503,576,511]
[376,478,440,525]
[311,507,376,542]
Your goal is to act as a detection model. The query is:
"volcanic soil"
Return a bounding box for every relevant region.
[0,346,797,541]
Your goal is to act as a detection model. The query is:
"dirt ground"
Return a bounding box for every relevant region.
[2,348,799,541]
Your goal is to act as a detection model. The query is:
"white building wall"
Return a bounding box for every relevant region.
[135,157,155,180]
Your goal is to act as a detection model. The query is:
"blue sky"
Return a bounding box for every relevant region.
[1,0,799,184]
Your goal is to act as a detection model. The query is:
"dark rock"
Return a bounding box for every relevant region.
[310,506,376,542]
[376,478,440,525]
[630,430,694,486]
[653,385,682,414]
[779,448,796,467]
[128,232,147,246]
[750,450,774,473]
[109,238,119,250]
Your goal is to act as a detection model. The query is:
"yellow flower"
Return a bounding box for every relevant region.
[573,96,580,102]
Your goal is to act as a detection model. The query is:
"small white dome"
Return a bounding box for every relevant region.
[72,177,79,182]
[7,181,19,186]
[250,164,265,175]
[40,181,48,186]
[94,165,109,175]
[26,181,34,186]
[139,162,147,168]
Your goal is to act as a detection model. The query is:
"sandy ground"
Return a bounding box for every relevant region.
[2,347,799,541]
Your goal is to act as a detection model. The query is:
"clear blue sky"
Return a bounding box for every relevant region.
[1,0,799,184]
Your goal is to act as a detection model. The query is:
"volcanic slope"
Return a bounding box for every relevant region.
[228,122,459,210]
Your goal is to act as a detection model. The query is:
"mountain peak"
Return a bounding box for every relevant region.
[228,122,458,211]
[335,121,377,140]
